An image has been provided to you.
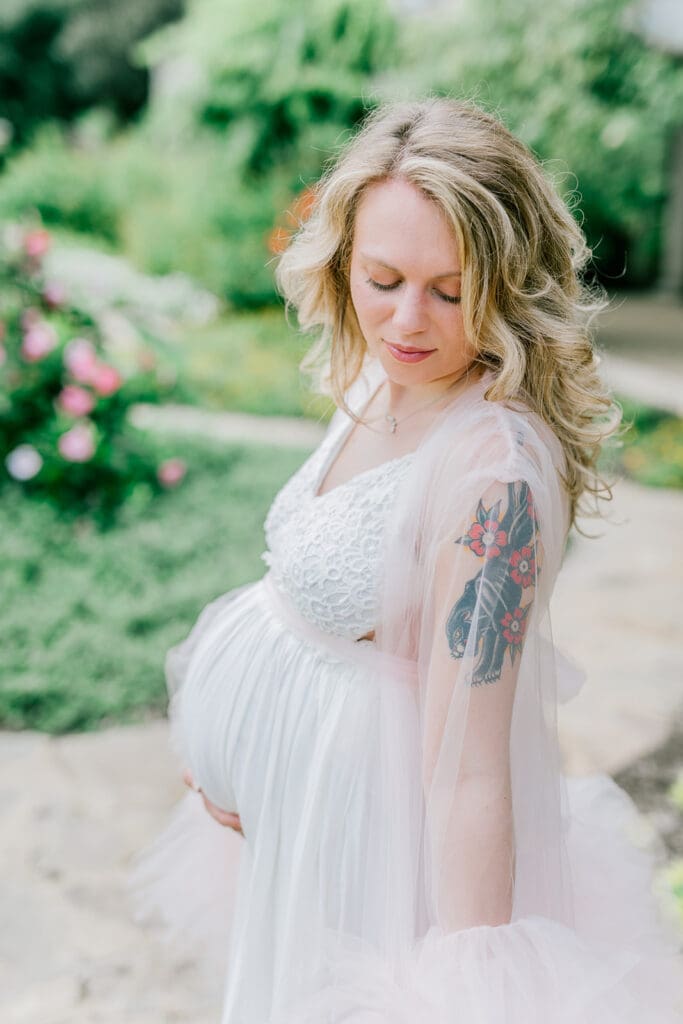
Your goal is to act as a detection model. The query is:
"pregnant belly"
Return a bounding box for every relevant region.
[176,586,383,831]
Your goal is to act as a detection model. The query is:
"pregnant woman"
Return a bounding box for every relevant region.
[129,97,683,1022]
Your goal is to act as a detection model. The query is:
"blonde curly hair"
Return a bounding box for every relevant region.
[275,96,624,534]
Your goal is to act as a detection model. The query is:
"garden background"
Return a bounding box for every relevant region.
[1,0,682,1020]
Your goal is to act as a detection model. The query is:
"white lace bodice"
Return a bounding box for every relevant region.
[261,363,414,641]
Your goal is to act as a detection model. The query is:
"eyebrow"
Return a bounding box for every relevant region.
[360,251,461,279]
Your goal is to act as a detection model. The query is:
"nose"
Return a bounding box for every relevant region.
[391,285,428,335]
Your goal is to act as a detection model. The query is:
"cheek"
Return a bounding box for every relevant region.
[438,304,465,335]
[350,279,391,325]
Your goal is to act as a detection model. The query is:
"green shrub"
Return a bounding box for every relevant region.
[0,125,122,241]
[0,220,182,525]
[0,433,306,733]
[0,0,185,152]
[140,0,399,178]
[611,396,683,489]
[118,135,287,306]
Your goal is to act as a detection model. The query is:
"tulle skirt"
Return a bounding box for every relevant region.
[127,573,683,1022]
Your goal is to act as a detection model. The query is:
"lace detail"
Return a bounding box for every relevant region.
[261,360,415,640]
[261,452,414,641]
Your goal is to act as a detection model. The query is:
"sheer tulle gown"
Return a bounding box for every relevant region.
[128,363,683,1023]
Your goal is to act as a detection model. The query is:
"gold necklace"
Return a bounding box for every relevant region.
[363,362,475,435]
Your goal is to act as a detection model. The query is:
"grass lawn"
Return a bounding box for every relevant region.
[0,433,309,734]
[166,307,338,422]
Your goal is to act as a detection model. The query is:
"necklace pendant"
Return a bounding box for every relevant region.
[385,413,397,434]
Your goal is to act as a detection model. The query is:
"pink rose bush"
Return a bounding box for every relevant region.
[0,221,185,523]
[157,457,187,488]
[21,321,58,362]
[91,363,122,397]
[57,421,97,462]
[5,443,43,481]
[56,385,95,418]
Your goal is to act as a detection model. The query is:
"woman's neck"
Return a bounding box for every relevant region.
[382,362,484,419]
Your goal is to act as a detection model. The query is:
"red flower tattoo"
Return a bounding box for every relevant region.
[501,606,527,644]
[509,546,536,588]
[464,517,508,559]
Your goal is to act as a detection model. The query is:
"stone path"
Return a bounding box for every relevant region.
[1,724,218,1024]
[130,402,328,450]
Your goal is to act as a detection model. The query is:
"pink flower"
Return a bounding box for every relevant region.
[21,322,58,362]
[58,421,96,463]
[63,338,98,384]
[91,362,122,397]
[157,458,187,488]
[5,444,43,481]
[0,343,6,367]
[57,384,95,418]
[0,320,5,342]
[43,281,66,309]
[24,228,51,260]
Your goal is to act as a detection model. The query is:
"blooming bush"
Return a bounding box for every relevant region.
[0,222,186,524]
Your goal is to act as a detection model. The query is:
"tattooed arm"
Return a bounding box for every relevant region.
[448,479,540,687]
[422,479,541,931]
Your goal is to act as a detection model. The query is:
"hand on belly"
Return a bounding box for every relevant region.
[183,768,244,835]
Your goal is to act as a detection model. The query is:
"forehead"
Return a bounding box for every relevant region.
[352,178,461,274]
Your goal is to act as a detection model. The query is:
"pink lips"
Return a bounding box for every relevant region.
[384,340,436,363]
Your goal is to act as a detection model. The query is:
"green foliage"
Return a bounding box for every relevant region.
[196,0,398,177]
[117,132,290,307]
[125,0,402,302]
[0,434,307,733]
[176,306,335,419]
[0,220,181,524]
[610,396,683,488]
[397,0,683,287]
[0,121,292,305]
[0,0,185,152]
[0,125,121,239]
[139,0,400,178]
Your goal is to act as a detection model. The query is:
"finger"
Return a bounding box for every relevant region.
[183,768,201,792]
[211,807,241,828]
[201,794,243,830]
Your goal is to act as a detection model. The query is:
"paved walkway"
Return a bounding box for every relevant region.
[4,292,682,1022]
[598,291,683,416]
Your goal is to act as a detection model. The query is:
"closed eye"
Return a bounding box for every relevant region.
[365,277,461,305]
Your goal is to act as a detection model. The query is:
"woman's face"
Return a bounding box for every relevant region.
[349,177,476,390]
